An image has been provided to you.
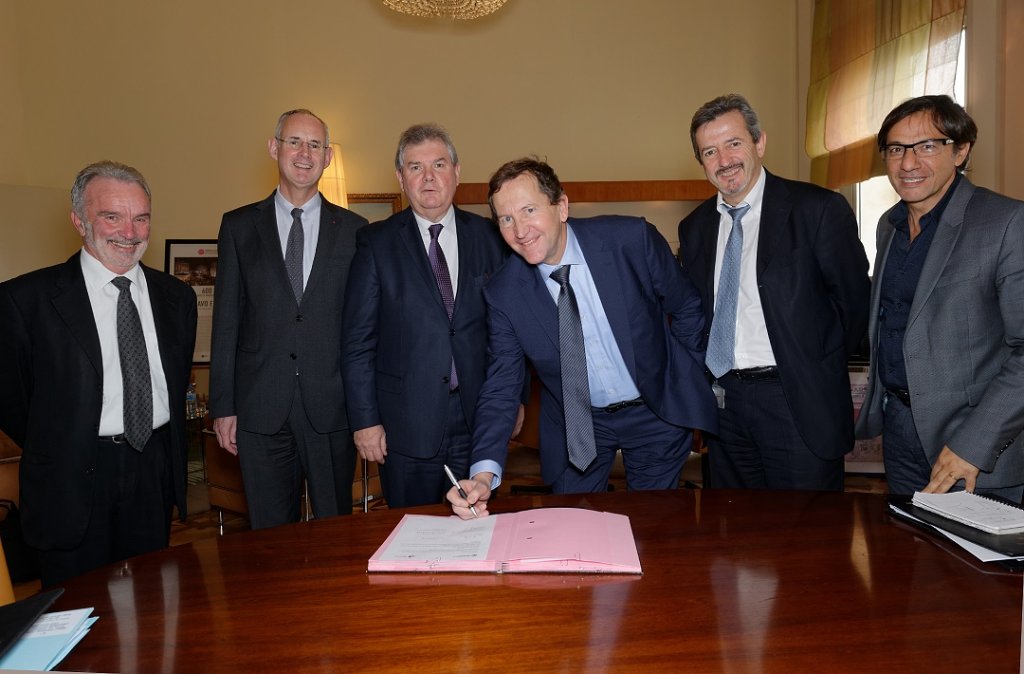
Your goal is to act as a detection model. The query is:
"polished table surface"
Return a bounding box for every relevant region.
[52,489,1021,673]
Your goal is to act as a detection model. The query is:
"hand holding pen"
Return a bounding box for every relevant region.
[444,464,487,519]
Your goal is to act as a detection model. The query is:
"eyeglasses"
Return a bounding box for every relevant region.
[881,138,955,160]
[275,137,326,153]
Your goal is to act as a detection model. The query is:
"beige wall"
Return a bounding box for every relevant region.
[2,0,805,279]
[0,0,1017,281]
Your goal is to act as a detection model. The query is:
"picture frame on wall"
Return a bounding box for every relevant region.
[164,239,218,363]
[347,193,403,221]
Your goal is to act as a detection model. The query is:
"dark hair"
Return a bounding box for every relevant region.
[689,93,762,162]
[71,160,151,220]
[395,123,459,170]
[486,157,564,218]
[877,95,976,170]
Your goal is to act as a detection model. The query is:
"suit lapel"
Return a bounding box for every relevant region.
[519,260,559,349]
[50,254,103,376]
[399,208,448,314]
[304,196,338,301]
[254,193,296,304]
[907,179,973,330]
[756,171,790,277]
[142,265,185,384]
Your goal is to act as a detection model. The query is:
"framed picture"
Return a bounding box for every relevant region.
[164,239,218,363]
[348,193,403,222]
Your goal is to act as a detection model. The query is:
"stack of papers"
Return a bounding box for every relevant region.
[368,507,642,574]
[911,491,1024,534]
[0,607,97,671]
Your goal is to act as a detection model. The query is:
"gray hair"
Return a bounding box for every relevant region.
[70,161,151,220]
[395,123,459,171]
[689,94,763,162]
[274,108,331,146]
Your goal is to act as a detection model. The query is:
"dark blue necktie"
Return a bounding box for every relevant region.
[286,207,304,304]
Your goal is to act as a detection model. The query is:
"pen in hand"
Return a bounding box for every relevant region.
[443,464,478,518]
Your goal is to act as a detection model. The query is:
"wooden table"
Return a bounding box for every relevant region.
[52,490,1021,673]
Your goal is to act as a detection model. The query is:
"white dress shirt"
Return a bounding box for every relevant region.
[412,205,460,295]
[711,169,777,368]
[80,250,171,436]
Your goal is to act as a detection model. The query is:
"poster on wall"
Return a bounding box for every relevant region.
[164,239,217,363]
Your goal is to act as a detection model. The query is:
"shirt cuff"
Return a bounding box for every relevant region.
[470,460,503,490]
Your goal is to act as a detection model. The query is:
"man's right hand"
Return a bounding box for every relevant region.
[212,416,238,455]
[447,473,494,519]
[354,425,388,463]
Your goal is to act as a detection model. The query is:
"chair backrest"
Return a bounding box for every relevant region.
[0,539,16,606]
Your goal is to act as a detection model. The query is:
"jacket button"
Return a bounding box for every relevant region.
[449,329,455,337]
[290,353,297,360]
[296,315,303,322]
[442,376,450,384]
[85,467,95,475]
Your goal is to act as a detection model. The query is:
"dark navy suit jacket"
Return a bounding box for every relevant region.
[341,207,510,458]
[471,216,718,484]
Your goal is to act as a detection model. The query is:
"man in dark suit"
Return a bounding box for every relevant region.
[210,109,368,529]
[342,124,518,508]
[0,161,197,587]
[678,94,870,491]
[448,158,717,517]
[856,95,1024,500]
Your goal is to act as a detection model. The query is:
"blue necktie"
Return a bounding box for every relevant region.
[550,265,597,472]
[706,204,751,378]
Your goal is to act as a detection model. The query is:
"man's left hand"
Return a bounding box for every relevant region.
[923,445,980,493]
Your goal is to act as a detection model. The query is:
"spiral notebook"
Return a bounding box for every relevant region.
[911,491,1024,534]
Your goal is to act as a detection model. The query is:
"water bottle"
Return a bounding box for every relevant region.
[186,382,198,419]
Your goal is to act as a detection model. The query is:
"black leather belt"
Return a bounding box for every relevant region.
[594,397,645,413]
[728,366,780,381]
[98,424,169,444]
[886,388,912,407]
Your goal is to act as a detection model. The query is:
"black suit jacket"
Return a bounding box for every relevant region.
[678,171,870,459]
[209,192,367,434]
[341,207,510,458]
[0,254,197,550]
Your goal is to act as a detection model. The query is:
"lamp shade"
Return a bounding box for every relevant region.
[318,143,348,208]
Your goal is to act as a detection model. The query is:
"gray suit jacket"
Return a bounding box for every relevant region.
[209,192,367,434]
[855,177,1024,489]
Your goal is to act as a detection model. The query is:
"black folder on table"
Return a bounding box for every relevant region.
[888,495,1024,558]
[0,587,63,659]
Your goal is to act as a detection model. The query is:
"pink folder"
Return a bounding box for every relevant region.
[367,508,642,574]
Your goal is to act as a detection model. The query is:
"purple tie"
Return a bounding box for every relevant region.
[429,224,458,390]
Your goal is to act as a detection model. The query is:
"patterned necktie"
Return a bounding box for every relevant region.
[111,276,152,452]
[428,224,458,390]
[286,207,304,303]
[706,204,751,378]
[549,265,597,471]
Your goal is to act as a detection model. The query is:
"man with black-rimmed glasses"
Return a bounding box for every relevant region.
[856,95,1024,500]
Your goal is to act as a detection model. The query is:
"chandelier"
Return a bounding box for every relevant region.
[382,0,509,20]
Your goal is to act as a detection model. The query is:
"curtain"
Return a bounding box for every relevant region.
[806,0,965,188]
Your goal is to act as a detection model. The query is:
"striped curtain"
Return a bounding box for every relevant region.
[806,0,965,188]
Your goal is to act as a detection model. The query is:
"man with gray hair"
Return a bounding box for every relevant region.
[342,123,518,507]
[679,94,870,491]
[211,109,368,528]
[0,160,197,586]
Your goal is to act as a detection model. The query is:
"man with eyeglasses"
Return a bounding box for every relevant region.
[679,94,870,492]
[210,109,368,528]
[856,95,1024,500]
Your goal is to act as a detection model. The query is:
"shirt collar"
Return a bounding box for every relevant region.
[412,205,457,235]
[79,247,143,291]
[275,190,321,214]
[537,222,584,278]
[888,172,962,234]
